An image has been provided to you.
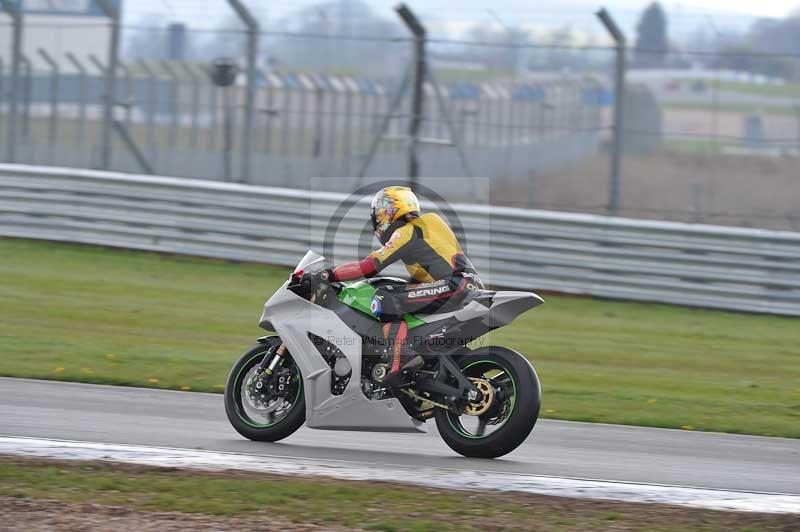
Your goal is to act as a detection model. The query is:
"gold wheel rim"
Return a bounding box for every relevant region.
[464,377,494,416]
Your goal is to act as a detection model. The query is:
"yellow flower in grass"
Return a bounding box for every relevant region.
[53,367,65,373]
[681,424,695,430]
[646,399,657,405]
[105,354,117,360]
[180,385,192,391]
[147,378,160,385]
[545,408,557,414]
[81,368,93,374]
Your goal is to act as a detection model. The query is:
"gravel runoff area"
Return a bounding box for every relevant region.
[0,457,798,532]
[0,497,328,532]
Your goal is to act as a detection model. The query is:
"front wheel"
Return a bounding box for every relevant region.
[434,347,541,458]
[224,337,305,442]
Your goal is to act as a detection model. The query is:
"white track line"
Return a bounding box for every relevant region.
[1,436,798,514]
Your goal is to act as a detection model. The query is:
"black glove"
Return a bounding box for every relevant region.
[301,269,333,286]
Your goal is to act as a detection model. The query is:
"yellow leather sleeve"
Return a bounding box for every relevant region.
[369,224,414,266]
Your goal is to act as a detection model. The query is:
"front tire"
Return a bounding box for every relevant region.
[434,347,541,458]
[224,337,306,442]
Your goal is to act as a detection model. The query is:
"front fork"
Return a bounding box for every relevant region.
[255,287,317,379]
[257,342,287,376]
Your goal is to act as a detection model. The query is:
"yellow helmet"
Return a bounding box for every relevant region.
[370,186,420,242]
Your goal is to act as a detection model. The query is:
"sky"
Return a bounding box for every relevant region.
[123,0,800,37]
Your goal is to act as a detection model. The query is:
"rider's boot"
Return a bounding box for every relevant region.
[382,321,422,388]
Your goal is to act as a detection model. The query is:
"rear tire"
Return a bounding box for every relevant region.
[224,337,306,442]
[434,347,541,458]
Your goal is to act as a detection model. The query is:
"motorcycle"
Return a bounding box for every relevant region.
[224,250,544,458]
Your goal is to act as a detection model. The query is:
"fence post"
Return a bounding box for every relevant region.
[180,63,201,150]
[1,0,23,163]
[117,60,134,127]
[227,0,259,183]
[160,61,180,173]
[342,77,355,176]
[208,58,240,182]
[96,0,121,170]
[205,64,218,152]
[795,105,800,152]
[89,54,106,75]
[112,120,154,174]
[596,8,626,217]
[20,54,31,142]
[0,57,4,139]
[395,3,426,188]
[65,53,88,165]
[262,73,276,154]
[137,60,160,170]
[37,48,60,164]
[312,76,324,158]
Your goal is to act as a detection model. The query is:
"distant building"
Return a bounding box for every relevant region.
[0,0,122,73]
[167,23,187,60]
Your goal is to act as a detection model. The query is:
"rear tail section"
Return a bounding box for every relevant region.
[481,291,545,327]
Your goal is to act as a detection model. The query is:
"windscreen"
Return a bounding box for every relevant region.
[294,250,326,273]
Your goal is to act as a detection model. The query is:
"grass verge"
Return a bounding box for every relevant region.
[663,138,741,153]
[717,80,800,100]
[0,457,796,531]
[662,101,798,115]
[1,237,799,437]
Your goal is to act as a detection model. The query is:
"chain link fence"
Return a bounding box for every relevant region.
[482,39,800,231]
[1,10,799,230]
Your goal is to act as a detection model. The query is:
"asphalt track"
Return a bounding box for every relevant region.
[1,377,799,496]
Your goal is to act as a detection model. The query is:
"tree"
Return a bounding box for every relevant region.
[748,15,800,79]
[708,15,800,81]
[750,15,800,56]
[464,24,532,73]
[714,45,798,80]
[634,2,668,68]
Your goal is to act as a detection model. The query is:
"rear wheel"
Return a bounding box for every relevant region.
[224,337,305,442]
[434,347,541,458]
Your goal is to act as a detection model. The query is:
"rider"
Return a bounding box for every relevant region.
[316,186,484,386]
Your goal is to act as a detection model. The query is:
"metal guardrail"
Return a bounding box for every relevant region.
[2,163,799,316]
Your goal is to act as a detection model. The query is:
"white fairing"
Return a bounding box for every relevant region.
[260,253,426,433]
[419,291,545,325]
